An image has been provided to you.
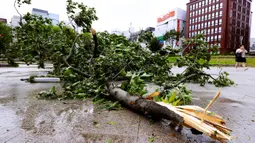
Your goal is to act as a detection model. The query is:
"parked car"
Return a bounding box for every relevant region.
[250,44,255,55]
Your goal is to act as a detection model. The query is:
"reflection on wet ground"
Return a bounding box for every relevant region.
[0,66,255,143]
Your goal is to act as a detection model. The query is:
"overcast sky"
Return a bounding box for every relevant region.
[0,0,254,37]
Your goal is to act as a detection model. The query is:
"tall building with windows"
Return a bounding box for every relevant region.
[186,0,252,54]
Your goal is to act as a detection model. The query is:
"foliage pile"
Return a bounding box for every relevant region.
[5,0,234,107]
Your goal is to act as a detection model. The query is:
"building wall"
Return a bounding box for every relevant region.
[0,18,7,23]
[11,15,21,27]
[32,8,48,19]
[32,8,59,25]
[186,0,252,54]
[49,13,59,25]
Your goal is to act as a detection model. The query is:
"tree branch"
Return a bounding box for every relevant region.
[66,35,80,61]
[63,57,90,78]
[14,0,23,26]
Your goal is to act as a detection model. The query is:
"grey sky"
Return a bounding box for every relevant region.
[0,0,254,37]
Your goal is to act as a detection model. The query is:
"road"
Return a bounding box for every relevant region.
[0,65,254,143]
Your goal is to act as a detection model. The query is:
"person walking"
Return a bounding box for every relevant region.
[235,45,248,70]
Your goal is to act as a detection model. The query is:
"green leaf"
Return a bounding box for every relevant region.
[169,92,177,103]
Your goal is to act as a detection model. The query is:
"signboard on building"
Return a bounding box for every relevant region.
[157,11,175,23]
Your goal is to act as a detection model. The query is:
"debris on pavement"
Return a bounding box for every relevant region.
[156,90,233,142]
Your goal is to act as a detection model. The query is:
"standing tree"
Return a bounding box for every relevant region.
[0,22,18,66]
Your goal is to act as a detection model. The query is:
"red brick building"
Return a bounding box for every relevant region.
[186,0,252,54]
[0,18,7,23]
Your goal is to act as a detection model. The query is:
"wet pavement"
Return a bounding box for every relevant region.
[0,65,255,143]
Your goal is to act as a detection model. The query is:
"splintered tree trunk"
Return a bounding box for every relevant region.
[107,83,184,124]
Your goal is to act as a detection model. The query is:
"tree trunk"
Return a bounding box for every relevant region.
[107,83,184,124]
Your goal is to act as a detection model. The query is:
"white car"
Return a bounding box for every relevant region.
[250,44,255,55]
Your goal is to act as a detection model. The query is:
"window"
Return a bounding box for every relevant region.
[238,13,241,19]
[198,17,201,22]
[205,15,208,20]
[218,35,221,40]
[190,19,192,24]
[189,26,191,30]
[209,6,211,11]
[248,2,251,8]
[238,6,241,11]
[199,9,201,15]
[195,17,197,22]
[192,25,194,30]
[209,0,212,4]
[196,3,198,8]
[211,36,214,41]
[215,28,218,33]
[199,2,201,7]
[208,14,211,19]
[205,7,208,13]
[219,11,222,16]
[247,10,250,15]
[202,1,205,6]
[201,16,204,21]
[242,16,245,21]
[202,23,204,28]
[247,17,249,23]
[190,5,193,10]
[195,25,197,29]
[202,9,204,14]
[208,29,210,35]
[219,19,222,25]
[216,0,219,2]
[212,5,215,11]
[196,10,198,15]
[189,33,191,37]
[216,4,219,9]
[212,21,214,26]
[215,19,218,25]
[198,24,200,29]
[190,13,192,17]
[233,3,236,9]
[208,21,211,27]
[211,28,214,34]
[243,0,246,6]
[216,12,218,17]
[233,11,236,17]
[219,27,222,32]
[214,36,217,41]
[204,30,207,35]
[205,22,207,28]
[205,0,208,5]
[212,13,215,18]
[220,2,223,8]
[207,37,210,42]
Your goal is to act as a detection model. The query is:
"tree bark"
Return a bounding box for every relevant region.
[107,83,184,124]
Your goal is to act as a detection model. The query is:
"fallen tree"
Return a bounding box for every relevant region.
[15,0,234,142]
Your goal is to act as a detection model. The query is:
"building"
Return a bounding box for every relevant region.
[0,18,7,23]
[11,15,21,27]
[111,29,123,35]
[186,0,252,54]
[32,8,59,25]
[49,13,59,25]
[154,8,186,48]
